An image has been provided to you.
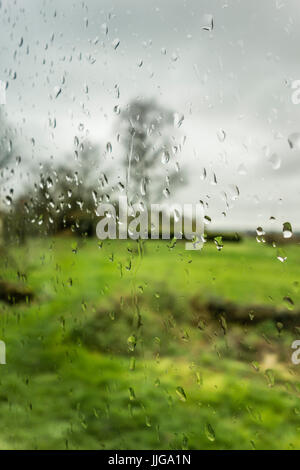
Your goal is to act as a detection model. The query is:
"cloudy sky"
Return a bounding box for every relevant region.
[1,0,300,232]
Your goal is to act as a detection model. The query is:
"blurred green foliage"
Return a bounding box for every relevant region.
[0,238,300,449]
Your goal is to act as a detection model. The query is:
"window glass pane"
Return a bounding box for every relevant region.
[0,0,299,451]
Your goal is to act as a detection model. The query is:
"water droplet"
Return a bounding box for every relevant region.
[171,51,179,62]
[211,173,217,185]
[200,168,207,180]
[217,129,226,142]
[202,14,214,32]
[283,296,294,310]
[174,208,181,222]
[127,335,137,352]
[288,133,300,150]
[145,415,151,428]
[276,322,284,333]
[228,184,239,200]
[176,386,187,402]
[283,222,292,239]
[204,422,215,441]
[256,227,265,236]
[277,248,287,263]
[140,178,147,196]
[112,38,120,50]
[251,361,260,372]
[101,23,108,35]
[54,86,62,98]
[5,195,12,206]
[163,188,170,198]
[174,112,184,128]
[269,153,281,170]
[265,369,275,388]
[161,150,170,164]
[214,236,223,251]
[46,177,53,189]
[129,387,136,401]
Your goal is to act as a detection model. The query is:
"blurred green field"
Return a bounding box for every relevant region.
[0,237,300,450]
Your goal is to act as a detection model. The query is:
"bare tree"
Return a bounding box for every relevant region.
[11,141,112,238]
[118,98,185,205]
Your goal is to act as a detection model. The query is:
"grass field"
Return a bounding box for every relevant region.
[0,237,300,449]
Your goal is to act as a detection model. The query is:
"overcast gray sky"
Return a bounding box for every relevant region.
[1,0,300,232]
